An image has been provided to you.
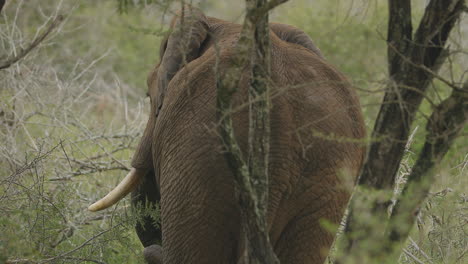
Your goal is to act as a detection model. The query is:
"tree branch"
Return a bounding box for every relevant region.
[216,0,287,263]
[340,0,465,260]
[254,0,289,18]
[383,80,467,260]
[359,0,464,190]
[0,15,64,70]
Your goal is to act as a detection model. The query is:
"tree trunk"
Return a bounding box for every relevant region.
[340,0,466,261]
[383,82,467,261]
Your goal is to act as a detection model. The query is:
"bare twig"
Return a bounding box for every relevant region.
[0,15,64,70]
[5,142,61,180]
[402,249,426,264]
[49,165,129,181]
[409,237,434,263]
[6,226,119,264]
[39,224,120,263]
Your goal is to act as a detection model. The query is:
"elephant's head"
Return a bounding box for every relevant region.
[88,6,209,212]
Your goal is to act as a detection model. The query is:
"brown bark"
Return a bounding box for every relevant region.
[243,1,277,263]
[387,0,412,77]
[341,0,466,260]
[383,82,467,260]
[216,1,288,263]
[360,0,464,190]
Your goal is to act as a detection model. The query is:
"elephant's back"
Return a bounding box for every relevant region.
[270,39,366,166]
[157,35,366,176]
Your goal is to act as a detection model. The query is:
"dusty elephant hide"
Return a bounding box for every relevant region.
[124,7,366,264]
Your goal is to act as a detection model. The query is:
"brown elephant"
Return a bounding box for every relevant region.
[89,7,366,264]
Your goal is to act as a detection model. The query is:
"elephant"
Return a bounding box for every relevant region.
[89,6,366,264]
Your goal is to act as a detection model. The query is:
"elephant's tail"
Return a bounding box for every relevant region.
[88,168,144,212]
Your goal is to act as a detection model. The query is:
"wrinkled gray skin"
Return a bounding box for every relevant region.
[130,7,366,264]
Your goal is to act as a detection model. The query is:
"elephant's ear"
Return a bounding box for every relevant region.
[270,23,324,58]
[154,7,209,117]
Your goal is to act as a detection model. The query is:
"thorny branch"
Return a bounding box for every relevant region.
[0,15,64,70]
[6,225,120,264]
[3,142,61,181]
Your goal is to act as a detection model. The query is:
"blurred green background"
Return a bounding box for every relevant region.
[1,0,466,263]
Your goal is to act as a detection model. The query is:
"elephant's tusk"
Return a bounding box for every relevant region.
[88,168,143,212]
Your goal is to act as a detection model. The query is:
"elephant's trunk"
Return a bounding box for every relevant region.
[88,168,144,212]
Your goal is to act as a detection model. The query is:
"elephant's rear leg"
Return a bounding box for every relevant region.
[274,209,338,264]
[274,195,348,264]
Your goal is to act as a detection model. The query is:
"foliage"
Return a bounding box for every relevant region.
[0,0,161,262]
[0,0,466,263]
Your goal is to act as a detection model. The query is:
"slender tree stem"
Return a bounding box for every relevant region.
[216,0,288,263]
